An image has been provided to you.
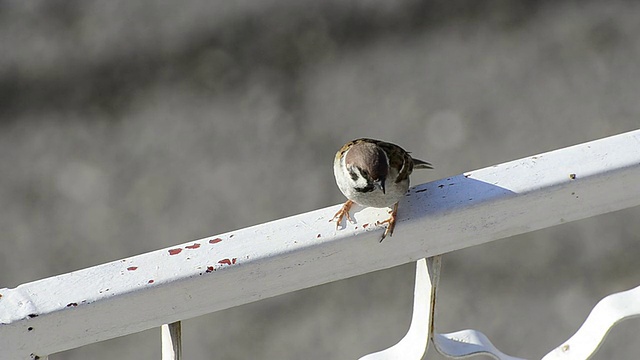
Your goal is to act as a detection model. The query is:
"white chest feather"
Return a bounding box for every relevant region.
[333,151,409,208]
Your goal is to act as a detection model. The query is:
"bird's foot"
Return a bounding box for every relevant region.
[331,199,355,229]
[377,203,399,242]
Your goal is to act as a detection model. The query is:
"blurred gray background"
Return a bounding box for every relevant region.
[1,0,639,359]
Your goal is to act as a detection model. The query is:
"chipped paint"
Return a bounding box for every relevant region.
[217,258,238,266]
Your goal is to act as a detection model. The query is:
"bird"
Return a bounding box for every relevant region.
[331,138,433,242]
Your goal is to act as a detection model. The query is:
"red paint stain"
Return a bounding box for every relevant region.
[127,266,138,271]
[168,248,182,255]
[185,243,201,249]
[206,266,215,273]
[66,303,78,307]
[363,223,369,229]
[232,258,237,264]
[148,279,154,284]
[218,259,232,265]
[209,238,222,244]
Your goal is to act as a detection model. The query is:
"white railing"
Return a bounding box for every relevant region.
[1,129,640,360]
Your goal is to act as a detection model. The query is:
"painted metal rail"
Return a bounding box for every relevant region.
[1,129,640,359]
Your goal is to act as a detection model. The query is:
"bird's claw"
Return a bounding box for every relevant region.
[331,200,355,229]
[377,202,399,242]
[332,201,400,243]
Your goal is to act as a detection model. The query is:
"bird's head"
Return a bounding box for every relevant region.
[345,142,388,194]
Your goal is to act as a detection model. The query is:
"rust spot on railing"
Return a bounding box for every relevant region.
[218,258,237,266]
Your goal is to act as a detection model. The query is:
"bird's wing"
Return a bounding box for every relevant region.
[412,158,433,170]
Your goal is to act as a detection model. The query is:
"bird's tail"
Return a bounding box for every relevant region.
[412,158,433,169]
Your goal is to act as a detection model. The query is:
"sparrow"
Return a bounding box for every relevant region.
[331,138,433,242]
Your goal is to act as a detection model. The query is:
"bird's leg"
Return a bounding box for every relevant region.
[331,199,355,228]
[377,202,399,242]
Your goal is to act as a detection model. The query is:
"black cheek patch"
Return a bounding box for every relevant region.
[349,169,359,181]
[354,184,375,193]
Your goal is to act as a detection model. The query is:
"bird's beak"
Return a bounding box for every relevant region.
[374,179,385,194]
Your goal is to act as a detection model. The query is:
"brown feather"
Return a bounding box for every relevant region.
[344,140,388,182]
[337,138,432,184]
